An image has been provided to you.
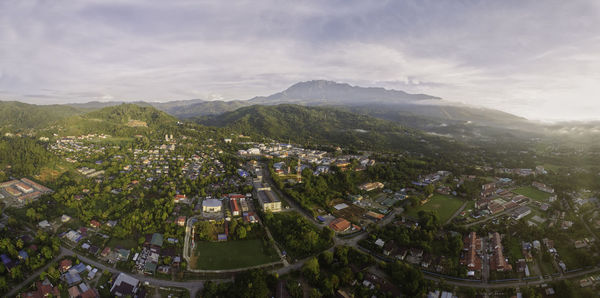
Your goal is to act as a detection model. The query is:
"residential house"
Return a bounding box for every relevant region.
[110,273,140,297]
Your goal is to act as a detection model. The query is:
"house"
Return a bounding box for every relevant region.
[60,259,73,272]
[174,194,187,203]
[110,273,140,297]
[68,285,81,297]
[202,199,222,212]
[61,214,72,222]
[1,254,15,271]
[63,271,82,285]
[532,181,554,194]
[89,220,101,228]
[177,216,186,227]
[100,247,111,257]
[329,218,351,233]
[230,198,240,216]
[22,280,60,298]
[38,220,51,229]
[383,240,397,256]
[375,239,385,248]
[359,182,384,192]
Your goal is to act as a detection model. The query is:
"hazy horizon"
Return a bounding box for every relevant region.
[2,1,600,121]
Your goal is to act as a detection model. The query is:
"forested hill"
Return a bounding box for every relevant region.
[83,104,177,126]
[197,104,464,154]
[59,104,178,136]
[0,101,84,129]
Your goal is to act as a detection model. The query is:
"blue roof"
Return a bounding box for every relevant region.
[18,250,28,260]
[217,234,227,241]
[72,263,86,273]
[0,254,11,265]
[64,272,82,285]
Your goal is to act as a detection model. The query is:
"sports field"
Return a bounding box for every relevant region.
[512,186,552,202]
[405,194,465,223]
[193,239,280,270]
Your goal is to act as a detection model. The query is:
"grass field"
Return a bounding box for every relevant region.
[405,194,465,223]
[107,238,138,249]
[193,239,280,270]
[512,186,552,202]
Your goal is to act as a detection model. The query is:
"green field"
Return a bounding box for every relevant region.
[107,238,138,249]
[405,194,465,223]
[193,239,280,270]
[512,186,552,202]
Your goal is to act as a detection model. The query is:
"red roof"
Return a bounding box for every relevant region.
[329,218,351,232]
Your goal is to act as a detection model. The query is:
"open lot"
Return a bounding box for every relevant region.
[512,186,552,202]
[405,194,465,222]
[192,238,279,270]
[331,199,367,223]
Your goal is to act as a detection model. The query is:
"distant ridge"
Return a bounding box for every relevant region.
[249,80,441,105]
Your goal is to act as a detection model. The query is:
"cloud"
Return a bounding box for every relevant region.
[0,0,599,120]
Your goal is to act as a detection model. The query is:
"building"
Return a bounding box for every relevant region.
[532,181,554,194]
[512,206,532,220]
[490,232,512,272]
[329,218,351,233]
[461,232,482,271]
[359,182,384,192]
[202,199,222,212]
[110,273,139,297]
[177,216,186,227]
[22,280,60,298]
[256,189,282,212]
[230,198,240,216]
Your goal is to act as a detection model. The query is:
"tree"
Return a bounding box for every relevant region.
[236,226,247,239]
[319,227,334,244]
[319,251,333,268]
[302,257,320,283]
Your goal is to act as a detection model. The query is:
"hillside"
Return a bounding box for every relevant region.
[198,104,462,154]
[0,101,84,130]
[59,104,178,136]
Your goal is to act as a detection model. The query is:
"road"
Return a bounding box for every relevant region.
[7,249,69,297]
[422,266,600,289]
[60,246,225,298]
[445,201,468,225]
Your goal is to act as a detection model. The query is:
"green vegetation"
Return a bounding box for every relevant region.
[405,194,465,223]
[198,104,462,154]
[0,101,83,129]
[513,186,552,202]
[263,211,333,259]
[194,239,279,270]
[0,137,58,177]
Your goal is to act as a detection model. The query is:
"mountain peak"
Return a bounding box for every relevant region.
[250,80,441,105]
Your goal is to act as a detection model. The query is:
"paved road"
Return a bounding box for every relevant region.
[423,266,600,289]
[59,247,231,298]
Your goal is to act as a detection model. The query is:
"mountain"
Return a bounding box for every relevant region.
[249,80,440,105]
[198,104,462,154]
[0,101,84,130]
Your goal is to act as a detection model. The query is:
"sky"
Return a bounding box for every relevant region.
[1,0,599,121]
